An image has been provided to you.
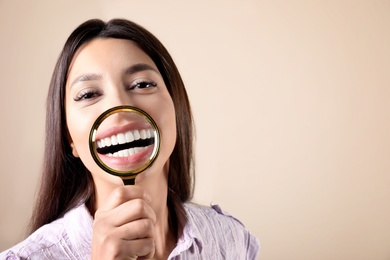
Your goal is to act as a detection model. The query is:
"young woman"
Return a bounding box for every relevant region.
[1,19,259,259]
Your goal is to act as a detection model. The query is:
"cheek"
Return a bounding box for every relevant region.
[156,101,177,160]
[66,109,94,160]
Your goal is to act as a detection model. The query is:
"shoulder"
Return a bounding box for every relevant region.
[185,202,245,227]
[0,204,91,260]
[185,202,252,233]
[184,203,260,259]
[0,217,70,259]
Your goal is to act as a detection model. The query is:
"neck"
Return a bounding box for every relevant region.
[136,164,177,259]
[151,194,177,259]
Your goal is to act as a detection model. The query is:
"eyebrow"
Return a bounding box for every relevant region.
[69,63,159,88]
[70,73,102,88]
[124,63,159,75]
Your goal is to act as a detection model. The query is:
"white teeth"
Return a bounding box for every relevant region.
[133,130,140,140]
[123,149,129,156]
[111,135,118,146]
[96,128,153,157]
[129,148,135,155]
[106,147,147,157]
[140,129,147,139]
[125,131,134,142]
[117,133,125,144]
[104,137,112,147]
[104,146,149,158]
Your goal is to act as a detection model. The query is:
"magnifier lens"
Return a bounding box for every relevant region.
[89,106,160,185]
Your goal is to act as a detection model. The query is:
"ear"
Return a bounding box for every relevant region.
[66,129,79,158]
[70,142,79,158]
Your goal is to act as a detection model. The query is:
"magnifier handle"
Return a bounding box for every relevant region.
[123,178,135,185]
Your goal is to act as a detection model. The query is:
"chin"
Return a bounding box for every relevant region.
[91,169,124,187]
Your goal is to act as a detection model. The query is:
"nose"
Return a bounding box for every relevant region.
[105,85,133,109]
[98,87,135,125]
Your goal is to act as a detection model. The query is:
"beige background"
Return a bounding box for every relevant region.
[0,0,389,259]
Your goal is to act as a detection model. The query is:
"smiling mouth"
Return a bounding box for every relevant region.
[96,129,155,157]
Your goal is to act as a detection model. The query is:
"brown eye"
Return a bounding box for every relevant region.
[129,81,157,90]
[74,90,100,101]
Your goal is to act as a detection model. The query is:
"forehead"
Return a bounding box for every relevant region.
[67,38,157,78]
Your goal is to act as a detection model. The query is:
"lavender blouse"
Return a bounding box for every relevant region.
[1,203,259,259]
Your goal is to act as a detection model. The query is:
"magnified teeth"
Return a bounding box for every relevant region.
[104,137,112,147]
[125,131,134,142]
[111,135,118,145]
[96,129,154,157]
[97,129,153,149]
[106,147,148,157]
[117,133,125,144]
[134,130,140,140]
[140,129,147,139]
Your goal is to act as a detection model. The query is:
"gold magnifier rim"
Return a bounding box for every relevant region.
[88,105,160,180]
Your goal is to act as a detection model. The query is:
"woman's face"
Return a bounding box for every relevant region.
[65,38,176,185]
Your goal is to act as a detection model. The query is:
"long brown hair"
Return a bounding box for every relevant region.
[29,19,194,234]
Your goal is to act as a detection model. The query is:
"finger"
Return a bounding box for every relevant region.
[94,198,156,228]
[115,218,156,241]
[99,185,152,212]
[107,198,157,227]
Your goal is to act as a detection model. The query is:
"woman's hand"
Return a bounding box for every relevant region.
[91,185,156,259]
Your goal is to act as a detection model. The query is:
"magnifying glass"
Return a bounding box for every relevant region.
[89,106,160,185]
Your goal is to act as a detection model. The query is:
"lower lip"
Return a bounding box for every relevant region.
[97,145,155,172]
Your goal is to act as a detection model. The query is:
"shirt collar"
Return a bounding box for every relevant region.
[168,204,203,258]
